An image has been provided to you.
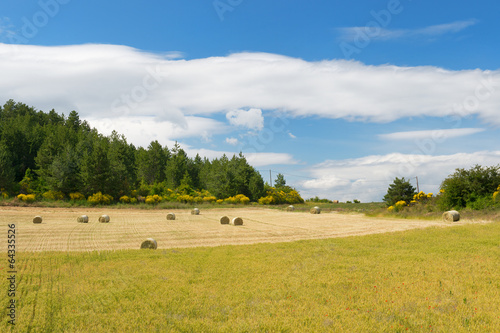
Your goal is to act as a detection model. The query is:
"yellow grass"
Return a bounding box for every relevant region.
[0,207,491,252]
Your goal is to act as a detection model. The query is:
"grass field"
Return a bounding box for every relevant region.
[2,207,499,332]
[0,206,487,252]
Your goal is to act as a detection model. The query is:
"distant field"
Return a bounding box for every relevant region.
[0,206,487,252]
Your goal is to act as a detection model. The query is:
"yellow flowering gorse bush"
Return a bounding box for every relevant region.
[69,192,85,201]
[493,185,500,202]
[17,194,36,202]
[87,192,113,205]
[42,190,65,200]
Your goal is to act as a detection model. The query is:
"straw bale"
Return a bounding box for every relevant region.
[443,210,460,222]
[231,217,244,226]
[140,238,157,249]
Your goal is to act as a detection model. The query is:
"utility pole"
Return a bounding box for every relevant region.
[270,170,273,187]
[415,176,420,193]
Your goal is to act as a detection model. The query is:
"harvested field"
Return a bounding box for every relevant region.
[0,206,490,252]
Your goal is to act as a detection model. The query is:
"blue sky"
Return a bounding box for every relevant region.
[1,0,499,201]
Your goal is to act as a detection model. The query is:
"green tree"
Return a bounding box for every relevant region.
[438,164,500,210]
[383,177,416,206]
[0,142,16,192]
[80,136,112,196]
[46,144,81,194]
[165,142,187,189]
[274,173,286,188]
[137,140,168,184]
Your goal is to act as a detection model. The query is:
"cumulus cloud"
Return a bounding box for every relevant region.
[379,128,485,141]
[226,108,264,130]
[297,151,500,202]
[1,43,500,143]
[225,137,239,146]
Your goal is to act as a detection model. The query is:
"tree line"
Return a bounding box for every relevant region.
[383,164,500,211]
[0,100,268,201]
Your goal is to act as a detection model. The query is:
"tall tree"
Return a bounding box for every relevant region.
[165,142,187,189]
[383,177,416,206]
[0,142,15,192]
[80,136,112,196]
[274,173,286,188]
[137,140,168,184]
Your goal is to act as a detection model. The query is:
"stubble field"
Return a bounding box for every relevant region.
[0,206,477,252]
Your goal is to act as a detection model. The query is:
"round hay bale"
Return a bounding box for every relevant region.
[33,216,43,224]
[166,213,176,220]
[191,208,200,215]
[286,205,295,212]
[77,215,89,223]
[230,217,243,226]
[140,238,157,250]
[333,200,339,204]
[98,214,110,223]
[220,216,230,224]
[443,210,460,222]
[310,206,321,214]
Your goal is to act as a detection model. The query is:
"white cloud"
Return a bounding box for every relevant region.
[87,116,229,148]
[338,19,477,42]
[1,43,500,143]
[183,148,297,167]
[379,128,485,141]
[246,152,298,167]
[288,132,297,139]
[225,137,239,146]
[297,151,500,202]
[226,108,264,131]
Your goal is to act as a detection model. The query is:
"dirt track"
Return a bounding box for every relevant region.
[0,206,486,252]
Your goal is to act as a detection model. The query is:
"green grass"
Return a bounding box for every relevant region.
[3,222,500,332]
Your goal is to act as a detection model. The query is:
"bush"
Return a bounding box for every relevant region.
[42,190,65,201]
[203,196,217,203]
[492,185,500,203]
[69,192,85,201]
[259,187,304,205]
[145,195,163,205]
[177,194,194,203]
[17,194,36,202]
[119,195,131,203]
[87,192,113,205]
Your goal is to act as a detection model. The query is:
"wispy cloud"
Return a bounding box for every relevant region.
[379,128,485,141]
[0,17,17,42]
[338,19,478,42]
